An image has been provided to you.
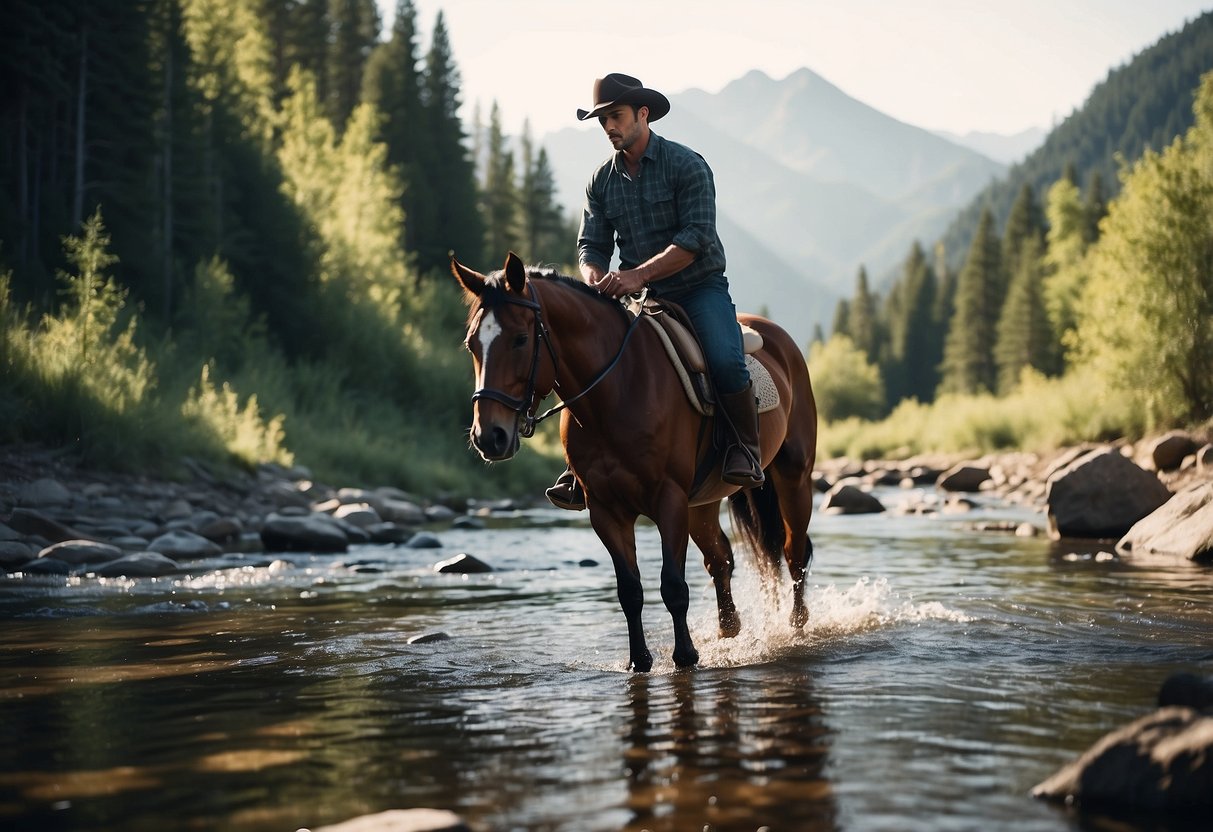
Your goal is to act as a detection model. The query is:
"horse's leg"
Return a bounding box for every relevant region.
[654,488,699,668]
[770,459,815,629]
[689,502,740,638]
[589,507,652,672]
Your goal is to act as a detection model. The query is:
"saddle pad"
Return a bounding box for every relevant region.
[644,313,780,416]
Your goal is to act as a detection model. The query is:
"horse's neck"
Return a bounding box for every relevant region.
[542,283,638,407]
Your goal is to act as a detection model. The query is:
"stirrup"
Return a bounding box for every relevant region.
[545,469,586,511]
[722,446,765,488]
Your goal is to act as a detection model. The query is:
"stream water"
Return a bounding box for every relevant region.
[1,487,1211,831]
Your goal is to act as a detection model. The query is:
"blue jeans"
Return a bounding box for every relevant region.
[655,274,750,395]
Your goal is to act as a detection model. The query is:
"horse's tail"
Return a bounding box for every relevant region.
[728,479,785,580]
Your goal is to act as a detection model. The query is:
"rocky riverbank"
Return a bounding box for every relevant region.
[0,445,511,579]
[2,428,1212,579]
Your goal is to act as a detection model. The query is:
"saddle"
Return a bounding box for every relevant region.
[626,295,780,416]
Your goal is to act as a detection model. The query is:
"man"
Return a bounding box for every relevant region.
[546,72,763,511]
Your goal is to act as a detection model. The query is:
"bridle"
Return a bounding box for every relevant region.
[469,282,645,438]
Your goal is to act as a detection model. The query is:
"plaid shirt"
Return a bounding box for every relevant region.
[577,132,726,296]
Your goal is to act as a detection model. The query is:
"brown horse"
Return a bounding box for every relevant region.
[452,252,818,672]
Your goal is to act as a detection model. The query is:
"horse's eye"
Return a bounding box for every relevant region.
[512,332,528,349]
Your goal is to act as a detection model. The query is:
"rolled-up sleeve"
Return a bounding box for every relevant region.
[577,181,613,271]
[670,155,716,255]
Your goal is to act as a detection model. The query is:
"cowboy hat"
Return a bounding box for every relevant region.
[576,73,670,122]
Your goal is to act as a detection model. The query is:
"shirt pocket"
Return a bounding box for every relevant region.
[640,183,676,230]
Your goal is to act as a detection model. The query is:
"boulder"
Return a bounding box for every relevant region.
[333,503,383,529]
[1148,430,1200,472]
[260,512,349,553]
[38,540,124,565]
[92,552,180,578]
[380,498,426,525]
[21,557,71,575]
[19,477,72,506]
[1045,447,1172,539]
[434,553,492,574]
[0,541,38,567]
[1032,707,1213,811]
[936,463,991,493]
[406,532,443,549]
[1116,483,1213,563]
[315,808,470,832]
[4,508,91,543]
[148,530,223,560]
[821,482,885,515]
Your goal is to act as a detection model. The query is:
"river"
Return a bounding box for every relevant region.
[1,487,1211,831]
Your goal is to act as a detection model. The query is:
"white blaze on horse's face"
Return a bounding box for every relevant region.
[475,309,502,391]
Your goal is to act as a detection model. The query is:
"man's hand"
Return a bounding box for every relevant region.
[590,269,645,299]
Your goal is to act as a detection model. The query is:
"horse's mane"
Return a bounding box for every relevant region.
[474,264,631,326]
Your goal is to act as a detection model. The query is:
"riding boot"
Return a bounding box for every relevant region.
[720,383,765,488]
[545,465,586,511]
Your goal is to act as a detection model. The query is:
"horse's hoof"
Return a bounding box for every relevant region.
[719,616,741,639]
[673,646,700,668]
[790,606,809,629]
[630,652,653,673]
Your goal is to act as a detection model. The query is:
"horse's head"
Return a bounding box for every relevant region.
[451,251,555,461]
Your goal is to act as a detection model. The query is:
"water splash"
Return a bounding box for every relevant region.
[684,573,970,671]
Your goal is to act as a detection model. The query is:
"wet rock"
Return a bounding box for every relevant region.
[110,535,151,551]
[1045,447,1172,539]
[314,808,471,832]
[261,512,349,553]
[1148,430,1200,472]
[195,515,243,543]
[1032,706,1213,812]
[407,632,452,644]
[936,463,991,492]
[579,558,599,567]
[1116,483,1213,563]
[0,522,21,541]
[38,540,124,565]
[148,530,223,560]
[4,508,92,543]
[1015,523,1041,538]
[380,497,426,525]
[0,541,38,567]
[406,532,443,549]
[365,522,413,545]
[451,516,485,530]
[21,557,71,575]
[821,482,885,515]
[424,505,457,523]
[333,503,382,529]
[19,477,72,507]
[1159,672,1213,712]
[92,552,180,578]
[434,553,492,574]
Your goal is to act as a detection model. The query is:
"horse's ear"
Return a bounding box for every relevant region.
[450,255,486,300]
[503,251,527,294]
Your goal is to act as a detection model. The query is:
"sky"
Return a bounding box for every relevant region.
[380,0,1212,138]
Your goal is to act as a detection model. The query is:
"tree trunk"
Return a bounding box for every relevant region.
[72,26,88,229]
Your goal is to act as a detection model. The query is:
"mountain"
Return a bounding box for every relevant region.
[934,11,1213,280]
[541,68,1003,346]
[934,127,1048,164]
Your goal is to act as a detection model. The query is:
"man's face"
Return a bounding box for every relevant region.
[598,105,647,151]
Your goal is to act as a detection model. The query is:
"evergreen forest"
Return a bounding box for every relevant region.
[2,1,1211,492]
[0,0,574,495]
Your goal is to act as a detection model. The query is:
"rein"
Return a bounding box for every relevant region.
[471,283,644,438]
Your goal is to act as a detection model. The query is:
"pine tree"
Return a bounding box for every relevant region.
[939,206,1002,395]
[1001,183,1045,299]
[847,265,878,363]
[361,0,432,263]
[325,0,379,131]
[518,122,570,265]
[830,298,850,339]
[1083,170,1108,243]
[994,235,1057,392]
[419,10,482,272]
[481,102,520,258]
[885,240,938,403]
